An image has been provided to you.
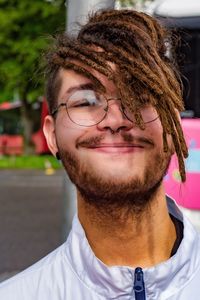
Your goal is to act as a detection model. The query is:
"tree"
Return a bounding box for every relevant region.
[117,0,154,9]
[0,0,65,153]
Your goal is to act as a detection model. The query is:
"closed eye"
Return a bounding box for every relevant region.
[71,98,98,108]
[73,101,91,107]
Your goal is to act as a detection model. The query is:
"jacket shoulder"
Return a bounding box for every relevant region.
[0,242,70,300]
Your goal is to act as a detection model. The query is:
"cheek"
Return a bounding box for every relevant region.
[54,120,76,151]
[55,118,91,152]
[149,122,174,155]
[146,121,164,148]
[56,130,76,152]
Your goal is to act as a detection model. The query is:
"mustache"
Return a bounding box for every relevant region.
[76,133,155,148]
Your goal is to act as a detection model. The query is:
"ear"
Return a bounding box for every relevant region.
[43,115,58,157]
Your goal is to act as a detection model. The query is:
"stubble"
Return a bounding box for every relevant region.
[58,137,172,222]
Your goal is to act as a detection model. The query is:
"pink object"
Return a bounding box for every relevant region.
[0,99,49,155]
[0,135,23,155]
[164,118,200,209]
[0,101,21,110]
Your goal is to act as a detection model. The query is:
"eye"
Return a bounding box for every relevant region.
[67,90,101,109]
[72,99,93,108]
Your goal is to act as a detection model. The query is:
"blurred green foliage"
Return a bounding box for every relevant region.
[0,0,65,152]
[0,0,65,103]
[118,0,152,8]
[0,155,61,169]
[118,0,138,7]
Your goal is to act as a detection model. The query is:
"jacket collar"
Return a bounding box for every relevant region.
[65,197,200,299]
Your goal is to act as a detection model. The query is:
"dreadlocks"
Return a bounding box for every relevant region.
[45,9,188,181]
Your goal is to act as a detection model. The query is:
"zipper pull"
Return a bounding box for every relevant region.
[134,267,146,300]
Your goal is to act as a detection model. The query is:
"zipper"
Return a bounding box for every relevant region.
[134,267,146,300]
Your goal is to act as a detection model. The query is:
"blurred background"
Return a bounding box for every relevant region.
[0,0,66,282]
[0,0,200,281]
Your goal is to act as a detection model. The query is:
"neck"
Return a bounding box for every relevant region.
[77,184,176,268]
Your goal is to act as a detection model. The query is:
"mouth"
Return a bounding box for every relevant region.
[87,143,145,153]
[76,135,154,153]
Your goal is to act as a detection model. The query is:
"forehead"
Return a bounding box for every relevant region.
[57,64,117,100]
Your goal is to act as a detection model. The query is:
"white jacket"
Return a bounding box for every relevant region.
[0,197,200,300]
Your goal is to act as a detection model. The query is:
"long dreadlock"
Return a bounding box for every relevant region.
[45,9,188,181]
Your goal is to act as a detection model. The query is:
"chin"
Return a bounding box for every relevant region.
[88,159,142,176]
[89,167,143,186]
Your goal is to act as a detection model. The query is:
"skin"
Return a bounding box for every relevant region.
[44,67,176,268]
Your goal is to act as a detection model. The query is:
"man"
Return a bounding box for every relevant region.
[0,9,200,300]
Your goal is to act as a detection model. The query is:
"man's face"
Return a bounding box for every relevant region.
[44,67,173,214]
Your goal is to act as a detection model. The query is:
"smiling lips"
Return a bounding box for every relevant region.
[77,135,154,153]
[87,143,145,153]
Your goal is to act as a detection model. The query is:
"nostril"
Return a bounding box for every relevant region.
[104,127,126,134]
[116,126,129,133]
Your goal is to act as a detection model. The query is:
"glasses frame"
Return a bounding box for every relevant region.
[51,93,159,127]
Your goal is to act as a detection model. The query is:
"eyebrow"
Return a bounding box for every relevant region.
[64,83,95,96]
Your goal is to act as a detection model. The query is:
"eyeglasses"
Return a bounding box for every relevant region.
[51,89,159,127]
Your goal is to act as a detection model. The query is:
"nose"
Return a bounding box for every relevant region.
[97,99,133,133]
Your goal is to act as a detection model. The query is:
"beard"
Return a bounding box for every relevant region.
[57,134,172,220]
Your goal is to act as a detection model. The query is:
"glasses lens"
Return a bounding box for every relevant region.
[67,90,107,126]
[123,105,159,124]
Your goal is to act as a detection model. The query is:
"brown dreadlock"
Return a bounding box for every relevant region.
[45,9,188,181]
